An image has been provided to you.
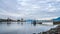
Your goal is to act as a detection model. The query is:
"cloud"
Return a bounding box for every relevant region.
[0,0,60,19]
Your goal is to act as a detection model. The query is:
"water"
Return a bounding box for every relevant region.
[0,22,57,34]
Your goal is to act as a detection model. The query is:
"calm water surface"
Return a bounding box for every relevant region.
[0,22,57,34]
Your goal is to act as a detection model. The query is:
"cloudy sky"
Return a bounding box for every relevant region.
[0,0,60,20]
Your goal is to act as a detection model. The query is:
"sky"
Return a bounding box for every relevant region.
[0,0,60,20]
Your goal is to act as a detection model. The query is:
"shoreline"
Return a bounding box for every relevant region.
[38,25,60,34]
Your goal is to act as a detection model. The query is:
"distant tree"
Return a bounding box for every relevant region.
[17,20,20,21]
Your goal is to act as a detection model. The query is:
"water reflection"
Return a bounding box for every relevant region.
[32,23,36,26]
[17,22,20,24]
[0,22,58,34]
